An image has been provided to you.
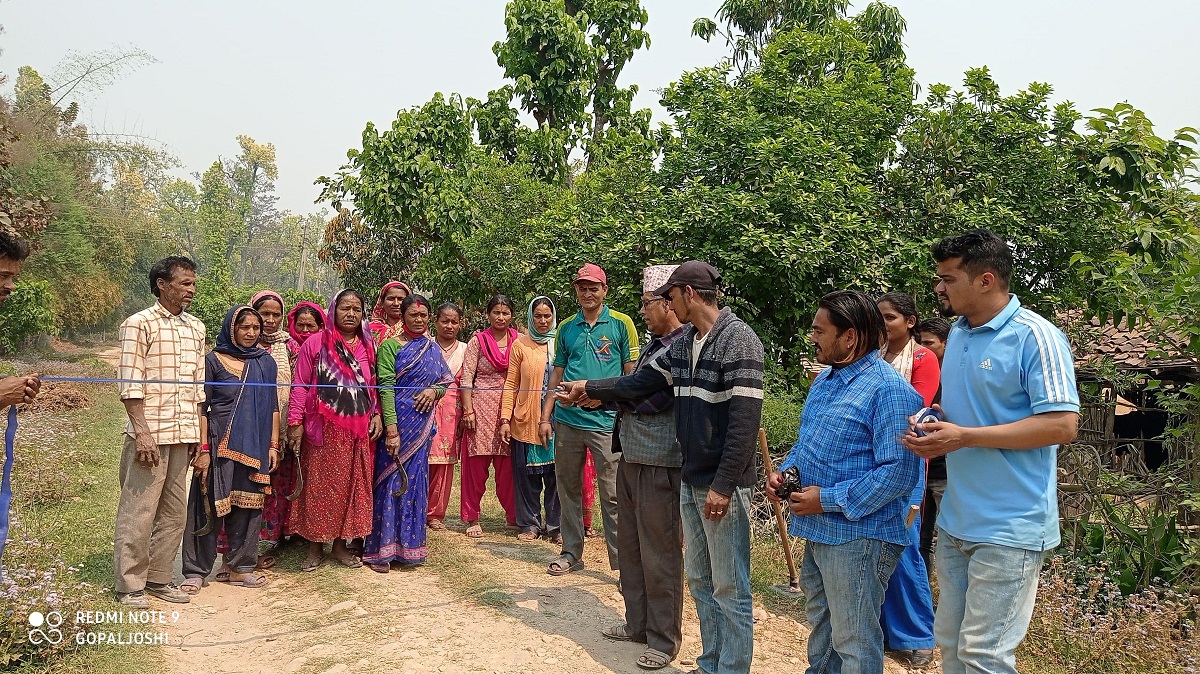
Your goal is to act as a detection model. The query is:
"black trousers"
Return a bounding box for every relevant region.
[616,458,684,657]
[511,440,561,535]
[182,476,262,578]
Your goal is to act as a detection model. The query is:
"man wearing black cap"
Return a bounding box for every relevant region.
[558,260,764,674]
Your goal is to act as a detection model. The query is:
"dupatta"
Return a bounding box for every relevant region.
[314,289,377,438]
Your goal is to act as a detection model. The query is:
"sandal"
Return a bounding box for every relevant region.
[602,624,644,642]
[427,519,446,531]
[367,562,390,574]
[636,648,672,670]
[180,577,205,595]
[301,555,325,572]
[517,530,539,542]
[547,554,584,576]
[229,571,269,588]
[550,533,563,546]
[585,527,600,538]
[465,523,484,539]
[333,554,363,569]
[214,566,231,583]
[256,554,276,570]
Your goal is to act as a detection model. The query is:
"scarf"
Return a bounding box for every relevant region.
[477,327,518,373]
[251,290,290,346]
[210,306,277,472]
[286,301,325,357]
[369,281,412,322]
[315,289,377,437]
[883,338,916,383]
[527,296,557,386]
[215,306,271,360]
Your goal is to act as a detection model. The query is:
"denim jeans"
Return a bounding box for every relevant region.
[680,483,754,674]
[801,538,903,674]
[934,529,1047,674]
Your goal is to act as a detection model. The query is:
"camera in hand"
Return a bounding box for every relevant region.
[774,466,803,500]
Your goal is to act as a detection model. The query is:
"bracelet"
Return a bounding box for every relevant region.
[201,443,210,452]
[539,421,552,426]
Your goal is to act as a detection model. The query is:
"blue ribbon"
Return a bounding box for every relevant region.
[0,406,15,567]
[39,375,545,392]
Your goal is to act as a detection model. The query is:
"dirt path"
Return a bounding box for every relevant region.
[162,524,912,674]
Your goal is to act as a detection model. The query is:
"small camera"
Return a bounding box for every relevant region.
[774,466,803,500]
[911,407,943,437]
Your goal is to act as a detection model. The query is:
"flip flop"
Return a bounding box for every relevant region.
[180,577,205,595]
[333,554,363,569]
[229,572,269,588]
[585,527,600,538]
[517,530,539,541]
[547,554,584,576]
[427,519,447,531]
[636,648,672,670]
[256,554,276,570]
[465,523,484,538]
[301,555,325,572]
[367,562,390,574]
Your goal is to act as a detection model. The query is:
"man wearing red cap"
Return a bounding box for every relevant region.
[540,263,639,576]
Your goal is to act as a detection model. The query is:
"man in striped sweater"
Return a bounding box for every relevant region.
[558,261,765,674]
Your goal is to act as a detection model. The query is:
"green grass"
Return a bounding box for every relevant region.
[7,393,166,674]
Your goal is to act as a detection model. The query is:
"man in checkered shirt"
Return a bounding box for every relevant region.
[768,290,923,674]
[112,256,205,608]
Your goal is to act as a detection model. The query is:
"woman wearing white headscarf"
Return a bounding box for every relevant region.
[500,296,561,543]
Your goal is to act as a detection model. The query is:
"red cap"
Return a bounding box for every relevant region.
[574,263,607,285]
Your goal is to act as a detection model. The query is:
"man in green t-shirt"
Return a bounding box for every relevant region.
[540,263,639,575]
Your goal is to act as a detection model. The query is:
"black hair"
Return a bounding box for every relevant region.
[818,290,887,361]
[931,229,1012,287]
[252,294,284,311]
[694,288,718,306]
[148,256,197,298]
[0,231,31,262]
[916,317,952,342]
[436,302,463,320]
[877,291,919,338]
[234,306,263,327]
[486,294,516,314]
[293,306,324,327]
[531,297,554,313]
[401,293,432,316]
[334,289,366,309]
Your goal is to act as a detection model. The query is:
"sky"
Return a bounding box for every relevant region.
[2,0,1198,216]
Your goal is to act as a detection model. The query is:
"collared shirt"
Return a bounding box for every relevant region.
[118,302,206,445]
[613,324,689,467]
[781,351,923,546]
[552,305,639,432]
[939,295,1079,551]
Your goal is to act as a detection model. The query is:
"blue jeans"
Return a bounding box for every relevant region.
[680,483,754,674]
[801,538,903,674]
[934,529,1046,674]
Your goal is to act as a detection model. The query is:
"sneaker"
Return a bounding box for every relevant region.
[117,591,150,609]
[145,582,191,604]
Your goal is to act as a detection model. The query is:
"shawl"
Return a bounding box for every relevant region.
[527,296,557,365]
[251,290,290,346]
[368,281,412,339]
[286,301,325,359]
[315,289,377,437]
[378,336,454,490]
[209,306,278,473]
[477,327,518,373]
[883,338,916,383]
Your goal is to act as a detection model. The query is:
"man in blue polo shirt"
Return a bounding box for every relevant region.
[904,229,1079,674]
[540,263,638,576]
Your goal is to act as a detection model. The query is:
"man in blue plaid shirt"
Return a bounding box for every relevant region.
[769,290,923,674]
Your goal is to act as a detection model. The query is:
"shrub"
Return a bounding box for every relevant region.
[0,281,56,355]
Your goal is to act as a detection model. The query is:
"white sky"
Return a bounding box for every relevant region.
[2,0,1197,216]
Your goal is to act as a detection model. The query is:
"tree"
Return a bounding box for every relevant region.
[225,135,280,284]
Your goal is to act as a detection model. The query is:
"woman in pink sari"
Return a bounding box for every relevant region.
[428,302,466,530]
[459,294,518,537]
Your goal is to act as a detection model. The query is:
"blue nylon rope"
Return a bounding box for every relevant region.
[39,375,552,392]
[0,406,15,567]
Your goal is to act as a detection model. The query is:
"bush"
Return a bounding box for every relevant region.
[762,380,809,450]
[1022,555,1200,673]
[0,281,56,355]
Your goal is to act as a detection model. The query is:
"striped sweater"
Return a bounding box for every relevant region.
[586,308,765,494]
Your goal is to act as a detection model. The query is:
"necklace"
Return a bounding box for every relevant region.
[438,339,457,354]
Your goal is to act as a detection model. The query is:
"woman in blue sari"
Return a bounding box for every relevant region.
[364,293,453,571]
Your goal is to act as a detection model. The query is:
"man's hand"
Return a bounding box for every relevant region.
[287,424,303,452]
[192,450,211,484]
[788,486,823,516]
[0,375,37,408]
[385,425,401,458]
[23,374,40,402]
[902,404,969,459]
[413,388,437,414]
[135,432,160,468]
[368,415,384,442]
[765,470,783,503]
[554,381,588,404]
[704,489,732,521]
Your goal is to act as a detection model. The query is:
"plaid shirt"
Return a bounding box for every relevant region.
[118,302,206,445]
[780,351,922,546]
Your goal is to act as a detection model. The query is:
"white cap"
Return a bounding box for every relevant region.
[643,265,680,295]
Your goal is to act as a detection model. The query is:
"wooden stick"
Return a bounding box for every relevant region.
[759,428,800,589]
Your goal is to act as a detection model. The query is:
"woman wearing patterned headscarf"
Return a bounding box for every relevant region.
[181,305,279,593]
[250,290,293,564]
[500,296,562,543]
[286,289,383,571]
[368,281,412,343]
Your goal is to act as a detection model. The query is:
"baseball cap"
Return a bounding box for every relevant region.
[655,260,721,297]
[574,263,607,285]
